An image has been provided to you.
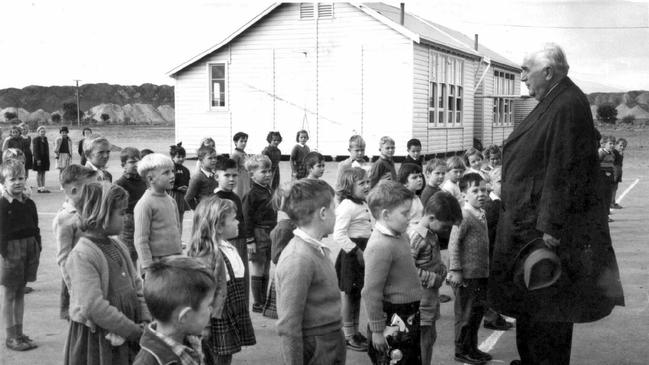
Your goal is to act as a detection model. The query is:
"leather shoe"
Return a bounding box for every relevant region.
[472,349,492,361]
[484,318,513,331]
[454,352,486,364]
[510,361,522,365]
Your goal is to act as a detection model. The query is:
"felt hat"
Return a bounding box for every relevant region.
[514,238,562,291]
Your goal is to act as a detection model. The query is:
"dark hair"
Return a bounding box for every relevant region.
[233,132,248,143]
[285,179,335,226]
[140,149,154,158]
[303,151,324,170]
[483,144,501,160]
[215,156,237,171]
[458,172,484,192]
[59,164,98,186]
[82,127,92,135]
[397,163,422,184]
[266,131,283,144]
[464,147,484,166]
[197,146,216,161]
[425,191,462,223]
[120,147,141,165]
[169,142,186,158]
[407,138,422,150]
[617,138,628,146]
[59,126,69,134]
[367,180,414,219]
[144,256,216,323]
[295,130,309,142]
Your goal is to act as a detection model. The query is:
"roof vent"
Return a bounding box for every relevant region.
[318,3,334,18]
[300,3,315,19]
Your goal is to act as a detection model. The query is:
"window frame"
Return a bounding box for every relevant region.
[493,69,515,126]
[208,62,228,110]
[428,50,464,128]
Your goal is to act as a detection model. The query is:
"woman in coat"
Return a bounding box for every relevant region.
[32,126,50,193]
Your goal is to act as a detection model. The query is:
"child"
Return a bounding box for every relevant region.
[276,179,345,364]
[464,147,489,182]
[421,158,447,207]
[18,124,33,180]
[612,138,627,209]
[333,167,372,351]
[290,129,311,180]
[362,180,422,364]
[446,172,492,364]
[188,196,255,364]
[404,138,423,167]
[64,182,151,364]
[0,160,41,351]
[231,132,251,198]
[242,154,277,312]
[32,126,51,193]
[134,153,182,271]
[193,137,216,174]
[214,156,249,302]
[410,191,462,365]
[368,136,397,188]
[442,156,466,204]
[262,131,283,191]
[77,127,92,166]
[482,144,501,173]
[303,151,325,180]
[83,136,112,182]
[55,126,73,179]
[169,142,190,232]
[115,147,147,264]
[1,149,32,197]
[185,145,218,210]
[1,125,23,152]
[53,165,98,320]
[398,163,425,230]
[262,182,295,319]
[337,135,369,180]
[598,135,616,220]
[140,149,154,158]
[133,256,216,365]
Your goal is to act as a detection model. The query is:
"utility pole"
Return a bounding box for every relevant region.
[74,80,81,126]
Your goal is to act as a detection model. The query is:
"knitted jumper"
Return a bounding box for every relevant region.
[448,206,489,279]
[134,190,182,269]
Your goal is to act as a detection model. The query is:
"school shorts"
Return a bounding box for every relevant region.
[250,227,272,263]
[0,237,40,287]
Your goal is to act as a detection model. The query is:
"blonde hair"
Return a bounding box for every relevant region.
[83,136,111,157]
[379,136,395,148]
[188,196,237,258]
[77,182,129,234]
[348,135,366,148]
[0,159,25,183]
[137,153,174,178]
[336,167,367,202]
[244,154,271,172]
[2,148,25,164]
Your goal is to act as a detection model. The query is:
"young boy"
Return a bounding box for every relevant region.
[276,179,345,365]
[397,163,424,231]
[82,136,112,182]
[134,256,216,365]
[134,153,182,271]
[337,135,369,180]
[421,158,447,207]
[598,135,616,221]
[242,154,277,312]
[446,172,491,364]
[410,191,462,365]
[362,180,423,364]
[231,132,251,198]
[303,151,325,180]
[442,156,466,204]
[405,138,425,195]
[185,145,218,210]
[114,147,147,264]
[214,156,249,302]
[611,137,627,209]
[53,164,98,320]
[368,136,397,189]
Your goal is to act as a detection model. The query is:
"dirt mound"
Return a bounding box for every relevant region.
[628,105,649,120]
[123,103,167,125]
[157,105,175,123]
[0,107,30,122]
[88,103,126,124]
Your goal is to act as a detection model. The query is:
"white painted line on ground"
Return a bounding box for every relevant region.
[479,330,505,353]
[617,178,640,204]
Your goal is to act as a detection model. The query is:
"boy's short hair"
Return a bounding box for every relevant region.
[197,146,216,161]
[83,136,111,157]
[284,179,335,226]
[464,147,483,165]
[407,138,422,150]
[233,132,248,142]
[0,160,25,183]
[169,142,186,158]
[59,164,98,187]
[295,130,309,142]
[425,191,463,223]
[424,158,447,174]
[144,256,216,323]
[303,151,324,170]
[140,149,154,157]
[120,147,141,165]
[200,137,215,148]
[617,138,628,146]
[348,135,366,148]
[2,148,25,163]
[137,153,174,179]
[379,136,395,147]
[446,156,466,171]
[367,180,415,219]
[601,135,616,144]
[266,131,283,143]
[397,163,422,184]
[215,156,237,171]
[458,172,484,192]
[244,154,271,172]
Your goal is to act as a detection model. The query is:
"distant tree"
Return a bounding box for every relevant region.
[621,115,635,125]
[51,113,62,124]
[62,102,81,122]
[4,111,17,121]
[100,113,110,123]
[597,103,618,124]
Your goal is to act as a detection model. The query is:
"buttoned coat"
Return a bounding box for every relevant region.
[488,77,624,323]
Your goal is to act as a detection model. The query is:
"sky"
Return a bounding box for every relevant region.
[1,0,648,93]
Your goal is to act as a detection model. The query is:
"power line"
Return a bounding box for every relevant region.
[461,21,649,29]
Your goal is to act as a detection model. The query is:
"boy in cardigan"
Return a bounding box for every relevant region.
[134,256,216,365]
[362,180,422,364]
[446,172,491,364]
[134,153,182,271]
[368,136,397,188]
[276,179,345,365]
[410,191,462,365]
[185,145,218,210]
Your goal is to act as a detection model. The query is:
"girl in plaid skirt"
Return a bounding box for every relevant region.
[188,196,255,365]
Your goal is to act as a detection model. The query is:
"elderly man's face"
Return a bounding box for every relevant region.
[89,143,111,168]
[521,54,550,101]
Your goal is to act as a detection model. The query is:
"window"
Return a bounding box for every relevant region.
[493,70,515,125]
[300,3,333,19]
[210,63,226,108]
[428,51,464,127]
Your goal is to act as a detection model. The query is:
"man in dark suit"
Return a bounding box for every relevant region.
[488,44,624,365]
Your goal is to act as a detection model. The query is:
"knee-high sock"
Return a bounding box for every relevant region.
[251,276,264,305]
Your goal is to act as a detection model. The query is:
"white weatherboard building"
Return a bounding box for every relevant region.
[169,2,525,158]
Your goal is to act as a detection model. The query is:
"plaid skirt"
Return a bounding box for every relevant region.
[262,277,278,319]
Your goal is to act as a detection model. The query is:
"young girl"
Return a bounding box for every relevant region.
[169,142,190,232]
[289,130,310,180]
[232,132,250,198]
[464,147,489,182]
[2,125,23,152]
[55,126,73,179]
[262,131,282,191]
[32,126,50,193]
[64,182,150,365]
[19,123,33,180]
[333,167,372,351]
[0,160,41,351]
[194,137,216,174]
[262,182,296,319]
[188,196,255,364]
